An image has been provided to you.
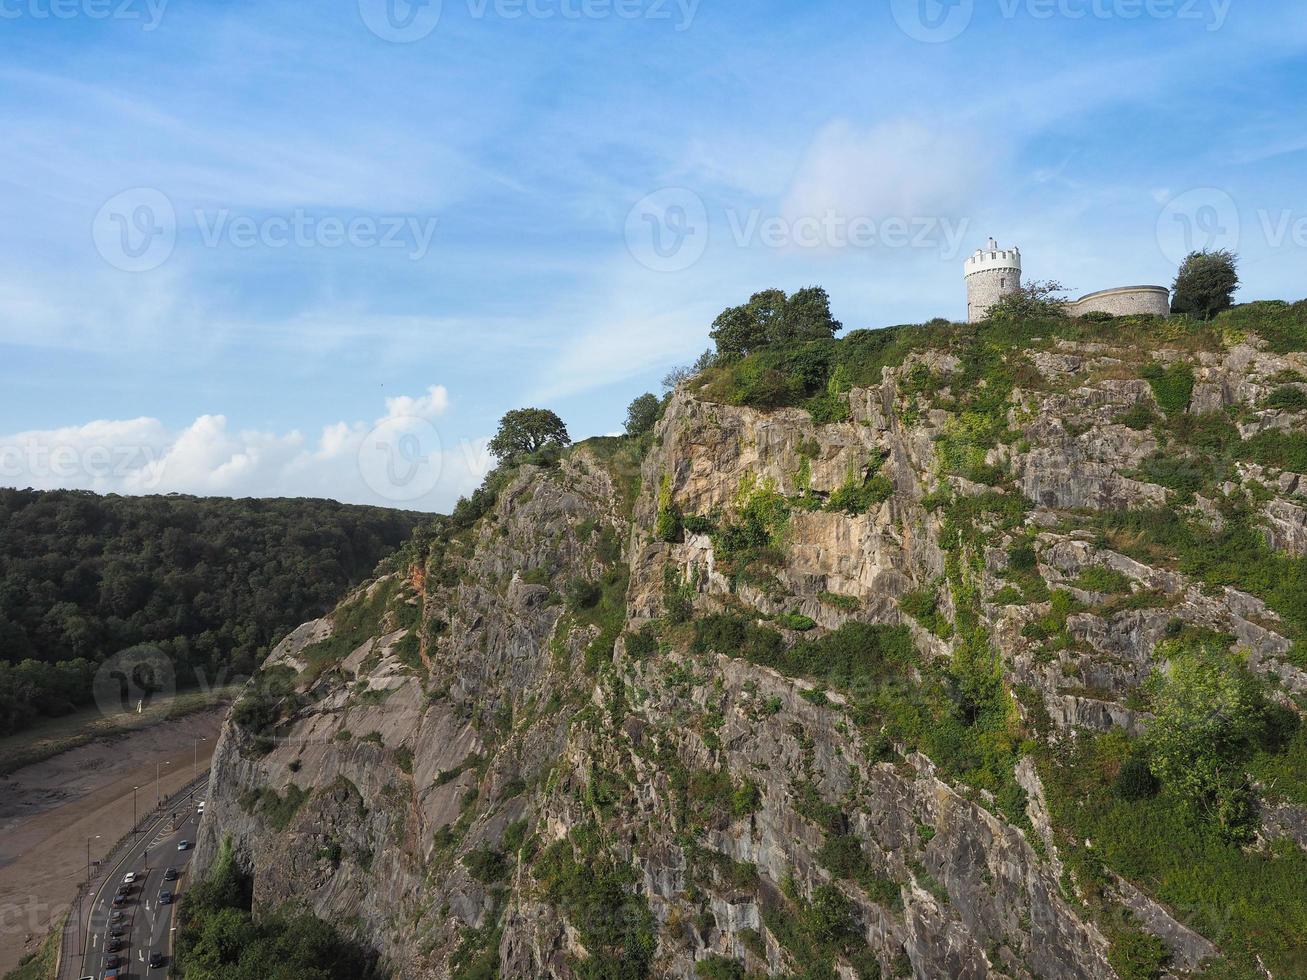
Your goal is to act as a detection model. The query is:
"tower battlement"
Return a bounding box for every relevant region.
[964,237,1023,279]
[964,237,1022,322]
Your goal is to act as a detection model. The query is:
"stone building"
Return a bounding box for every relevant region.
[964,237,1171,323]
[964,237,1022,322]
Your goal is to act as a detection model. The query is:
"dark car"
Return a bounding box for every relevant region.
[163,867,178,881]
[104,954,122,968]
[111,893,129,906]
[109,910,124,922]
[109,926,125,938]
[149,951,166,968]
[159,889,173,905]
[106,939,123,952]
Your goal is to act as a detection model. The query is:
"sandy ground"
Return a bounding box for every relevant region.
[0,707,227,974]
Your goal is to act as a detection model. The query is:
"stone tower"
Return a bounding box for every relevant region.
[965,237,1022,322]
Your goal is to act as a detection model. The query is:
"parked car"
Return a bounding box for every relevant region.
[159,889,172,905]
[104,955,122,968]
[109,910,124,922]
[122,871,137,884]
[111,893,129,906]
[106,939,123,952]
[149,952,165,968]
[163,867,178,881]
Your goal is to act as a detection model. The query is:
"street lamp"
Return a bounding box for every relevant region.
[132,785,139,842]
[79,834,101,958]
[156,759,171,808]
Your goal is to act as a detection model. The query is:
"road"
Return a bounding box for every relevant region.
[74,778,208,980]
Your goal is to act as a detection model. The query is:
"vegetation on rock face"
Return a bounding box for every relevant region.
[533,829,656,978]
[0,490,422,737]
[175,836,379,979]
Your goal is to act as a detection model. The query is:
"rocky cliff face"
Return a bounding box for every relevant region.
[195,316,1307,979]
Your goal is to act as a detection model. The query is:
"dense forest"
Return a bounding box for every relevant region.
[0,489,426,736]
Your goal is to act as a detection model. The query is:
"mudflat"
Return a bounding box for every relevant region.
[0,706,228,974]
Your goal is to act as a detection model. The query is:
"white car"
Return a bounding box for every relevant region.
[122,872,138,884]
[177,839,190,850]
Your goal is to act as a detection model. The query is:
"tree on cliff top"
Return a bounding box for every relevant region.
[1171,249,1239,320]
[489,408,571,462]
[710,286,842,357]
[624,393,662,437]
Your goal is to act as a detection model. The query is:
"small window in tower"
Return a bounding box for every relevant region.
[1000,278,1006,288]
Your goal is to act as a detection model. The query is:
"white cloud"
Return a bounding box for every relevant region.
[0,385,486,513]
[781,119,995,228]
[382,385,450,421]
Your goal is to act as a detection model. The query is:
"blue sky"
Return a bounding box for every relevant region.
[1,0,1305,511]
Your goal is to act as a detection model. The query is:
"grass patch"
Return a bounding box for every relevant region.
[2,917,62,980]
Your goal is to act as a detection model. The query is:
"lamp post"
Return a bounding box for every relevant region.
[156,760,170,808]
[79,834,101,959]
[132,785,139,842]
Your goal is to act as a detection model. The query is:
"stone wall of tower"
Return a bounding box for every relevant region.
[966,267,1021,323]
[1069,286,1171,318]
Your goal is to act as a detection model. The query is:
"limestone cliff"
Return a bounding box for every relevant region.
[194,311,1307,980]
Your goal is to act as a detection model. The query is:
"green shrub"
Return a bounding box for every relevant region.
[695,955,746,980]
[1073,567,1134,595]
[566,578,602,611]
[1107,921,1171,980]
[899,590,951,637]
[1239,430,1307,473]
[624,626,658,658]
[778,612,817,631]
[1140,362,1195,416]
[1117,403,1157,430]
[1112,755,1159,801]
[1263,385,1307,411]
[818,591,860,611]
[682,513,718,535]
[462,846,510,883]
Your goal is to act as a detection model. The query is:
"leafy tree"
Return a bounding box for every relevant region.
[986,280,1069,320]
[1171,249,1239,319]
[624,393,661,437]
[1142,639,1269,839]
[709,287,842,356]
[487,408,571,462]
